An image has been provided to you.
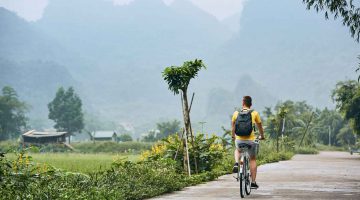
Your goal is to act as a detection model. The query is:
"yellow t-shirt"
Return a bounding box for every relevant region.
[232,109,261,141]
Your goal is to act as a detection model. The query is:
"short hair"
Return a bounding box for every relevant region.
[243,96,252,107]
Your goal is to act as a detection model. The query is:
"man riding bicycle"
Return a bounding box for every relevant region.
[232,96,265,189]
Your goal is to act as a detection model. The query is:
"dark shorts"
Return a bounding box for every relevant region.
[235,140,257,157]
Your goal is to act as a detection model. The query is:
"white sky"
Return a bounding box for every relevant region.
[0,0,246,21]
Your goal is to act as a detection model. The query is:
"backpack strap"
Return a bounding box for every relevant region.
[243,109,255,131]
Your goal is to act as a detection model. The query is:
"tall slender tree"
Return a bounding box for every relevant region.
[162,59,206,174]
[48,87,84,143]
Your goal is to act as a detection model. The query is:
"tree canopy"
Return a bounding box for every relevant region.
[263,100,354,148]
[162,59,206,94]
[48,87,84,136]
[332,80,360,134]
[303,0,360,41]
[0,86,28,140]
[156,120,181,139]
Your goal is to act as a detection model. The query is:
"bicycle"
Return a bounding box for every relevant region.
[235,138,260,198]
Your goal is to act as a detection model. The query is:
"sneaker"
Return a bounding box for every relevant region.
[251,182,259,189]
[232,162,239,173]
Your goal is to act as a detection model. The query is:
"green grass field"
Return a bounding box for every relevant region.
[7,153,140,173]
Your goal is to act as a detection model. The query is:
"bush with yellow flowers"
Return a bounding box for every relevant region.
[141,133,227,173]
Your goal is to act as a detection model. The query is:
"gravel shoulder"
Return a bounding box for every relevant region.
[150,151,360,200]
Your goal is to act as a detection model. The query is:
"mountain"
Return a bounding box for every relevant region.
[0,7,73,63]
[208,0,359,108]
[0,59,77,125]
[204,75,276,132]
[0,8,79,127]
[0,0,358,135]
[33,0,234,132]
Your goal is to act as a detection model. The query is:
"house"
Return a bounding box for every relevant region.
[22,130,69,144]
[71,132,92,142]
[93,131,117,142]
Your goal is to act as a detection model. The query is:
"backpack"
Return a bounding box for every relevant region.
[235,109,253,136]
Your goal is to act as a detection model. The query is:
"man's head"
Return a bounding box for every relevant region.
[242,96,252,108]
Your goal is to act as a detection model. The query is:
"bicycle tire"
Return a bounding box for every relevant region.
[245,157,251,195]
[239,162,245,198]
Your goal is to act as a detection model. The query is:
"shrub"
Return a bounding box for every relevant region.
[295,147,319,154]
[118,134,133,142]
[141,133,227,173]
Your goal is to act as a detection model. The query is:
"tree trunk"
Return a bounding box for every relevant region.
[299,112,315,148]
[277,122,280,153]
[181,90,198,174]
[183,137,188,175]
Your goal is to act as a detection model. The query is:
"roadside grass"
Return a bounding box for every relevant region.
[315,144,347,151]
[295,146,319,154]
[6,152,140,173]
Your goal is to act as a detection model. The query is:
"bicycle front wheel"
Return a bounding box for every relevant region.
[239,172,245,198]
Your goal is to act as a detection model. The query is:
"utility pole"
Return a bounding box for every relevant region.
[281,117,286,140]
[328,125,331,147]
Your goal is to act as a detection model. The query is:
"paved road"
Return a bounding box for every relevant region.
[150,151,360,200]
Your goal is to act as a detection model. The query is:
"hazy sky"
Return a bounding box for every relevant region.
[0,0,246,21]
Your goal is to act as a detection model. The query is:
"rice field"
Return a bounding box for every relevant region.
[6,152,140,173]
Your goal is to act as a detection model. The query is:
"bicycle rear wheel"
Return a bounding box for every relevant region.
[245,157,251,195]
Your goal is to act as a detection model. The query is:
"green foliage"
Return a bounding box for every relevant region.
[264,100,316,148]
[6,152,138,174]
[315,143,346,151]
[313,108,345,146]
[162,59,206,94]
[0,149,221,200]
[295,146,319,154]
[118,133,133,142]
[263,100,357,148]
[332,80,360,134]
[0,140,18,152]
[142,120,181,142]
[336,124,356,146]
[0,131,301,200]
[253,140,295,166]
[141,130,159,142]
[141,133,227,173]
[73,141,152,153]
[303,0,360,42]
[48,87,84,135]
[0,86,28,140]
[156,120,181,139]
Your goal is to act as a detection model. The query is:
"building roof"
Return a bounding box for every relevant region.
[94,131,117,138]
[23,130,68,138]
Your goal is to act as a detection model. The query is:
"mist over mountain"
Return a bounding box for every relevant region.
[0,0,358,134]
[212,0,359,107]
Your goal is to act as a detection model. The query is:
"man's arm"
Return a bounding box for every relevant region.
[232,120,236,141]
[256,122,265,140]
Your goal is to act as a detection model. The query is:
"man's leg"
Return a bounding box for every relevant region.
[233,141,241,173]
[250,155,257,182]
[234,148,240,163]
